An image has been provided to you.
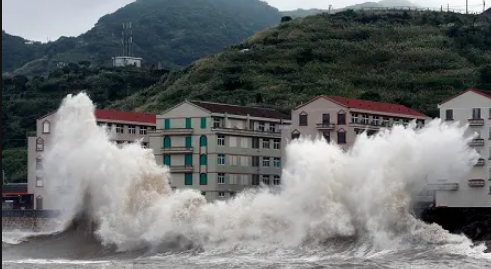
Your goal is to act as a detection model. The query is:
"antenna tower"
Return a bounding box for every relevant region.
[121,22,133,57]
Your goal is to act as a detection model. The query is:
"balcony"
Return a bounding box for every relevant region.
[316,123,336,131]
[468,118,484,126]
[474,158,486,166]
[469,138,485,147]
[169,165,194,173]
[468,179,485,187]
[211,127,281,138]
[350,120,386,130]
[426,183,459,191]
[161,147,193,153]
[150,128,194,136]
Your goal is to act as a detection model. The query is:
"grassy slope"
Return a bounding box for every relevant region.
[112,10,491,116]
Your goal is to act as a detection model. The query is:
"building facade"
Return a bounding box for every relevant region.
[112,56,143,68]
[281,95,432,203]
[149,101,291,202]
[436,88,491,208]
[27,109,156,210]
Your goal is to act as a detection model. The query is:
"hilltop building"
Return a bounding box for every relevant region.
[436,88,491,208]
[112,56,143,68]
[27,109,156,210]
[149,101,291,202]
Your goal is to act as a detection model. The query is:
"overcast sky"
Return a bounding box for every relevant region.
[2,0,485,41]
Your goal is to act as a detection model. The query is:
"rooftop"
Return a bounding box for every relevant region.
[190,101,290,120]
[323,96,426,117]
[439,88,491,105]
[95,109,156,124]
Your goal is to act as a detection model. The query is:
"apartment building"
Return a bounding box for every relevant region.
[281,95,432,203]
[27,109,156,210]
[436,88,491,208]
[149,101,291,201]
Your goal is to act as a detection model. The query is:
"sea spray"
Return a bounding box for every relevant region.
[39,92,484,254]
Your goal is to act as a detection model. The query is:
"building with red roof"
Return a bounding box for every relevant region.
[283,94,428,149]
[26,109,156,210]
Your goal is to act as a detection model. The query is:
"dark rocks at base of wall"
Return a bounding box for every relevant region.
[419,207,491,252]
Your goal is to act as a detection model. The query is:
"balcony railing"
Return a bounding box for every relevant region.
[468,118,484,126]
[469,138,485,147]
[150,128,194,136]
[161,147,193,153]
[426,183,459,191]
[169,165,194,173]
[350,120,393,130]
[468,179,485,187]
[316,123,336,130]
[211,127,281,138]
[474,158,486,166]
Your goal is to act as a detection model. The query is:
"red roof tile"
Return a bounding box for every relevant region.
[439,88,491,105]
[94,109,156,124]
[191,101,290,120]
[322,96,426,117]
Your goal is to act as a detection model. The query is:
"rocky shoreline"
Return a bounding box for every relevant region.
[420,207,491,252]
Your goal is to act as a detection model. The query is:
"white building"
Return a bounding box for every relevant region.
[436,88,491,208]
[112,56,142,68]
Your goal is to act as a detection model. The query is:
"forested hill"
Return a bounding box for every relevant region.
[2,0,281,75]
[112,10,491,116]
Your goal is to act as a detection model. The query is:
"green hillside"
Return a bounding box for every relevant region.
[112,10,491,116]
[2,0,281,74]
[2,31,45,72]
[2,65,166,183]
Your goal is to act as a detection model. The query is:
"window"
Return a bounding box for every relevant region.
[200,117,207,129]
[241,175,249,185]
[273,175,281,185]
[35,196,43,210]
[403,119,410,126]
[273,139,280,150]
[229,174,238,184]
[213,117,222,128]
[185,136,192,148]
[185,118,192,129]
[241,138,249,148]
[323,132,330,142]
[200,154,207,165]
[142,142,148,149]
[258,122,265,131]
[262,157,270,167]
[489,108,491,119]
[229,137,237,147]
[445,109,453,120]
[262,175,270,185]
[262,139,270,149]
[128,126,136,135]
[337,112,346,125]
[36,176,44,187]
[217,135,225,146]
[200,135,207,147]
[252,156,260,167]
[383,117,390,126]
[36,158,43,170]
[362,115,369,124]
[218,173,225,184]
[139,126,147,135]
[200,173,207,185]
[252,137,260,149]
[218,154,226,165]
[230,192,236,198]
[273,157,281,168]
[241,156,249,166]
[230,155,238,166]
[163,155,171,166]
[164,119,170,129]
[322,113,330,124]
[42,121,50,134]
[269,123,276,132]
[373,116,380,126]
[218,192,225,198]
[252,174,260,185]
[291,132,300,140]
[163,136,171,148]
[36,138,44,151]
[185,154,192,166]
[116,124,124,134]
[337,130,346,144]
[299,113,308,126]
[185,173,193,185]
[352,113,359,123]
[472,108,481,119]
[201,191,206,196]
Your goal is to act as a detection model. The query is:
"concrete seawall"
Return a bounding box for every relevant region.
[2,210,60,231]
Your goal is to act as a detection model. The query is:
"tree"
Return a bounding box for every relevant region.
[281,16,292,23]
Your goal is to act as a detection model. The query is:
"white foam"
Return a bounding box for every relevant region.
[38,92,487,256]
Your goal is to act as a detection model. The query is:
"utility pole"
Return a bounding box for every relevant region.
[328,5,332,14]
[466,0,468,14]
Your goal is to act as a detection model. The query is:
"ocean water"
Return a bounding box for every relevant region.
[2,92,491,268]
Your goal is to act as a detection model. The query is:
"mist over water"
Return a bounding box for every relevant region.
[3,92,491,267]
